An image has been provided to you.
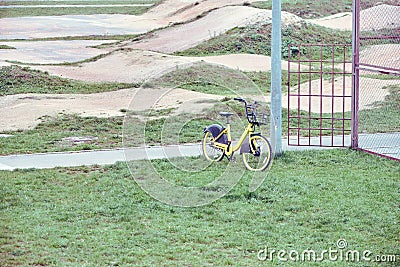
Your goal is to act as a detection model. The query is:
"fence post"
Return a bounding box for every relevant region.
[271,0,282,156]
[351,0,360,149]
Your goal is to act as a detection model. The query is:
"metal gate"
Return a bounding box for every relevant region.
[353,0,400,161]
[287,44,353,147]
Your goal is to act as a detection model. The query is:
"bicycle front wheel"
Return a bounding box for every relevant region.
[202,131,224,162]
[242,135,272,171]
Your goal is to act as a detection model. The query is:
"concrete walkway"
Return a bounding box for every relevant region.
[0,138,340,171]
[0,134,398,171]
[0,144,203,171]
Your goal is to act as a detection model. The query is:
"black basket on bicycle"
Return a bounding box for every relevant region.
[246,105,268,126]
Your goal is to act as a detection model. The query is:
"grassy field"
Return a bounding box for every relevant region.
[0,149,399,266]
[0,0,159,18]
[0,44,16,49]
[0,114,125,155]
[0,2,398,266]
[147,63,325,95]
[176,22,352,60]
[0,65,136,95]
[358,85,400,134]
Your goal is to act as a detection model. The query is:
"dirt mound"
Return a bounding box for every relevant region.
[123,6,302,53]
[143,0,263,24]
[360,4,400,31]
[307,12,352,31]
[307,4,400,31]
[33,50,197,83]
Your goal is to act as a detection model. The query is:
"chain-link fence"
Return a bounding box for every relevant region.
[354,0,400,160]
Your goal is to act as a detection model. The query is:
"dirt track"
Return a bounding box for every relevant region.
[308,4,400,31]
[32,51,306,83]
[0,88,223,131]
[0,0,262,40]
[0,1,399,131]
[122,6,301,53]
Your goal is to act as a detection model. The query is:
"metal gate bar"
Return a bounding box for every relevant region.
[287,44,352,147]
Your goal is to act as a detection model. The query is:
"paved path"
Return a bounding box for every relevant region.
[358,132,400,160]
[0,145,203,171]
[0,138,340,171]
[0,134,398,171]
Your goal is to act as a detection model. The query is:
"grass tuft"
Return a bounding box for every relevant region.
[176,22,352,60]
[0,65,137,95]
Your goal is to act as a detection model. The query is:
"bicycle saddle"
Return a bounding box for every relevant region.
[219,112,234,117]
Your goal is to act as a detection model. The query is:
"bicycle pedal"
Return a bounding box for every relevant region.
[229,156,237,162]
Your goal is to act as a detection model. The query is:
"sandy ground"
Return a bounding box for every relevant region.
[123,6,301,53]
[308,4,400,31]
[33,50,198,83]
[307,12,353,31]
[283,77,400,113]
[0,0,261,40]
[0,88,223,131]
[0,14,159,40]
[0,40,116,64]
[32,50,307,83]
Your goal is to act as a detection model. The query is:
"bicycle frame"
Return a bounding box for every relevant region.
[211,122,255,156]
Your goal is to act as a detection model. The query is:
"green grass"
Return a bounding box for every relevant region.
[0,0,159,18]
[358,85,400,133]
[0,65,137,95]
[0,150,399,266]
[147,63,323,96]
[0,114,125,155]
[284,109,352,138]
[251,0,398,18]
[176,22,352,60]
[0,44,16,49]
[146,62,266,96]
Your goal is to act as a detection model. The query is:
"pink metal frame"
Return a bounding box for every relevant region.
[287,44,352,147]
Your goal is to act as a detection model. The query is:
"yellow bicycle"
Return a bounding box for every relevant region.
[202,97,272,171]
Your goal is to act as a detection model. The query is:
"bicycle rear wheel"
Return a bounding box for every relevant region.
[242,135,272,171]
[202,131,224,162]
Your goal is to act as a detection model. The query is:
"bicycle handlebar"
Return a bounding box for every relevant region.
[234,97,260,109]
[234,97,246,103]
[234,97,266,125]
